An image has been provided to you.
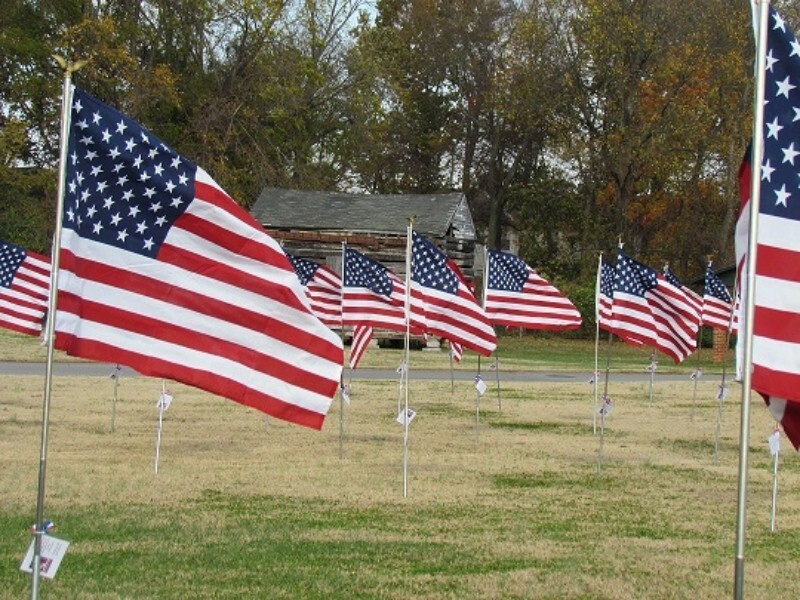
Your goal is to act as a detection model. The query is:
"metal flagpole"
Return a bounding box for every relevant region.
[30,59,80,600]
[402,219,413,498]
[735,1,770,596]
[154,379,169,474]
[597,330,613,475]
[340,242,347,459]
[481,246,501,411]
[593,253,602,434]
[647,351,657,405]
[769,429,780,532]
[691,329,702,423]
[111,364,121,432]
[714,270,737,465]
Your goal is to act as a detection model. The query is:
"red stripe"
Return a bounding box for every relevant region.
[753,364,800,406]
[59,250,342,364]
[756,244,800,281]
[0,318,40,336]
[57,291,338,398]
[753,306,800,343]
[54,332,326,429]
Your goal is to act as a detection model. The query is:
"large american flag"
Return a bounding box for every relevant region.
[341,245,419,333]
[56,86,343,429]
[410,231,496,356]
[0,240,50,336]
[702,265,735,332]
[484,249,582,331]
[608,248,658,348]
[736,7,800,449]
[596,258,614,332]
[286,253,342,328]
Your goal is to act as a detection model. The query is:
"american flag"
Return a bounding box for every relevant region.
[286,253,342,328]
[56,87,343,429]
[0,240,50,336]
[652,267,701,364]
[349,324,373,369]
[702,265,735,332]
[484,249,582,331]
[736,7,800,449]
[342,245,420,333]
[410,231,496,356]
[596,258,614,331]
[608,248,658,348]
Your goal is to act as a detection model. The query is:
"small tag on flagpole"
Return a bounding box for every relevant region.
[474,375,487,396]
[396,407,416,426]
[769,429,781,457]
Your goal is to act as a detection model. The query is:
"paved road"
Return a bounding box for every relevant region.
[0,361,714,383]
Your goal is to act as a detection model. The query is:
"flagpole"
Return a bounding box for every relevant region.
[31,59,80,600]
[735,1,770,596]
[154,379,167,474]
[593,253,602,434]
[111,364,121,433]
[770,430,779,532]
[481,246,501,411]
[597,331,613,475]
[340,242,347,459]
[403,219,413,498]
[691,328,702,423]
[714,272,737,465]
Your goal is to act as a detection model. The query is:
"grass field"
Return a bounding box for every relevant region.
[1,331,796,599]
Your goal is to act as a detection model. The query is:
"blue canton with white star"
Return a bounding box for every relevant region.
[704,267,732,302]
[411,232,458,294]
[600,261,614,298]
[487,249,528,292]
[64,88,197,258]
[614,250,657,298]
[344,247,393,296]
[760,10,800,220]
[0,241,26,288]
[287,253,319,286]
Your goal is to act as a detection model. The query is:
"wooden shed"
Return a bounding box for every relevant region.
[250,188,478,278]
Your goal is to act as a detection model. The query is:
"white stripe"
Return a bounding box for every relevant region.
[754,274,800,313]
[754,335,800,376]
[758,213,800,252]
[0,313,41,332]
[0,296,45,318]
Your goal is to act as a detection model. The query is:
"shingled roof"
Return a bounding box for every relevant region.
[250,188,476,241]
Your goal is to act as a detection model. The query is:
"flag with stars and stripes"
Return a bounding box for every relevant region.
[484,249,582,331]
[596,259,615,332]
[608,248,658,349]
[410,231,496,356]
[55,86,343,430]
[286,253,342,328]
[651,267,701,364]
[702,265,735,332]
[736,7,800,449]
[341,245,421,334]
[0,240,50,336]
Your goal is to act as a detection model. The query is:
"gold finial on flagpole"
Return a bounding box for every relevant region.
[53,55,87,74]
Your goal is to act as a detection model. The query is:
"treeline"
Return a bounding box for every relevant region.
[0,0,780,289]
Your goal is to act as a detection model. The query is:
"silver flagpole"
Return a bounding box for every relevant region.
[31,58,80,600]
[481,247,501,411]
[403,219,413,498]
[770,430,779,532]
[339,241,347,460]
[735,1,770,597]
[593,253,602,434]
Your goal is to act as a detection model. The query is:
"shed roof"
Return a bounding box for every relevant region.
[250,188,475,240]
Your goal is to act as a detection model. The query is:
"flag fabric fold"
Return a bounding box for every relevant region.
[484,249,582,331]
[56,86,343,430]
[287,253,342,328]
[737,7,800,449]
[0,240,50,336]
[410,231,496,356]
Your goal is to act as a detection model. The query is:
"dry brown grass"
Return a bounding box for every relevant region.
[2,368,799,598]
